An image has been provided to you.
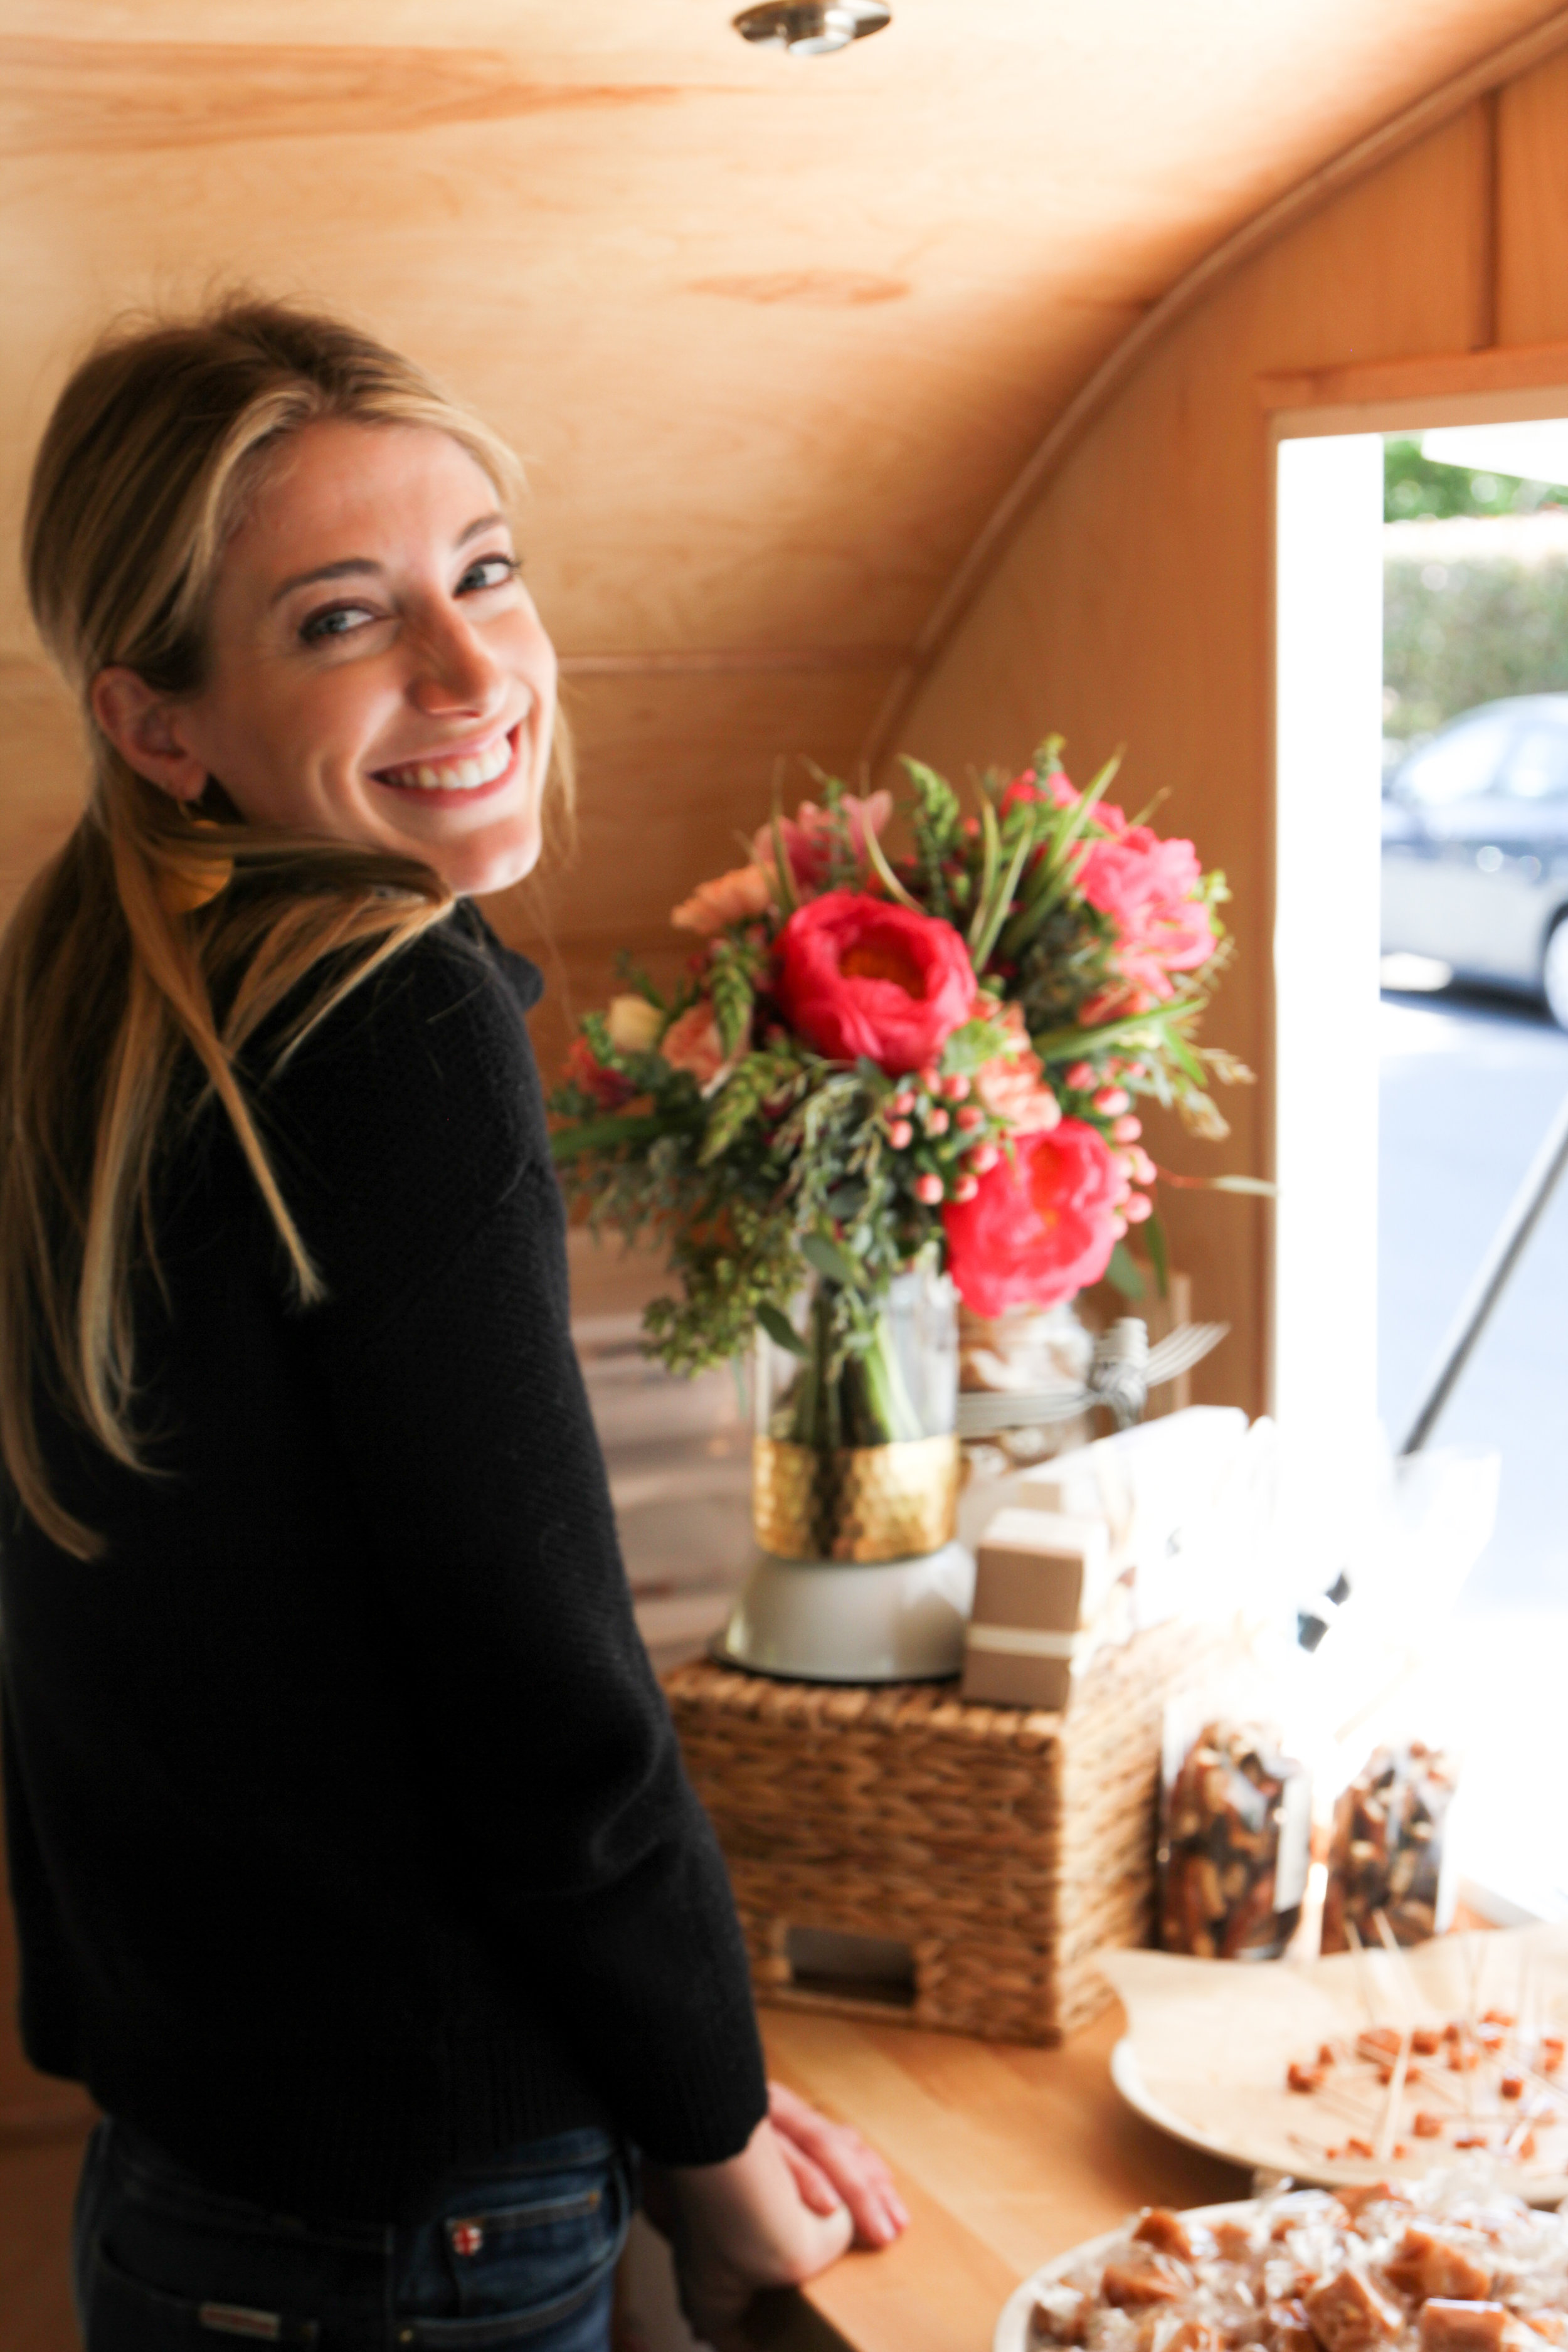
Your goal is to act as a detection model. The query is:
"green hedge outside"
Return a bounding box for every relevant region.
[1385,556,1568,746]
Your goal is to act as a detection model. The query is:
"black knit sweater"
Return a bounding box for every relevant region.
[0,903,767,2220]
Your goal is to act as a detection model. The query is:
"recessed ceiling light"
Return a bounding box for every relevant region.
[732,3,891,58]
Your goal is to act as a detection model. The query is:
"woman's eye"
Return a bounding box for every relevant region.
[299,601,378,647]
[458,554,521,595]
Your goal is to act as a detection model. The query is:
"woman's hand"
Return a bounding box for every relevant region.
[765,2081,909,2250]
[646,2088,904,2349]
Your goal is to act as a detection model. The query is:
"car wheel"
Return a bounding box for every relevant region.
[1544,918,1568,1030]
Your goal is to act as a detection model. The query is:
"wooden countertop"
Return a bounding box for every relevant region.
[755,2000,1251,2352]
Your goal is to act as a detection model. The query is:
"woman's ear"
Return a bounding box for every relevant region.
[90,669,209,805]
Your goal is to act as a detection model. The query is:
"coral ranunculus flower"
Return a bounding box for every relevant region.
[775,891,977,1075]
[973,1002,1061,1134]
[671,863,773,935]
[1078,824,1216,1000]
[661,1000,746,1094]
[942,1118,1123,1316]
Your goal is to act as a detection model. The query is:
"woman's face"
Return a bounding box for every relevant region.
[98,418,558,898]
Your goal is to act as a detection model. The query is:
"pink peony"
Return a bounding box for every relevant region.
[751,791,892,896]
[660,1000,747,1094]
[973,1003,1061,1135]
[1078,824,1216,1000]
[773,891,977,1076]
[671,863,773,935]
[942,1118,1123,1316]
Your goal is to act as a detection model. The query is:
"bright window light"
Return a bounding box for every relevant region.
[1273,432,1384,1545]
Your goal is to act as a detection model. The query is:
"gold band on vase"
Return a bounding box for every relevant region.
[752,1434,960,1563]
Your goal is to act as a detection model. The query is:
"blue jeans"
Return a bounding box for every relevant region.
[72,2117,633,2349]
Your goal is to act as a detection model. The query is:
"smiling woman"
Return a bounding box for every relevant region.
[90,418,559,895]
[0,299,901,2352]
[88,420,559,896]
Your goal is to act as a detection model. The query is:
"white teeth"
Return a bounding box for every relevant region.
[380,735,515,792]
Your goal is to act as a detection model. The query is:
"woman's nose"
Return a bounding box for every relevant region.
[409,607,507,718]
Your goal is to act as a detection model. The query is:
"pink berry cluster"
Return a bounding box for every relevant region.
[882,1064,1001,1210]
[1061,1056,1155,1235]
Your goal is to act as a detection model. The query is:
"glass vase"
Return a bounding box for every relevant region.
[751,1268,960,1563]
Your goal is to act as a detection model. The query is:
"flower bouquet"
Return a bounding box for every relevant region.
[550,742,1241,1609]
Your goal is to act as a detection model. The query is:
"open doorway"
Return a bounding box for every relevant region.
[1276,400,1568,1924]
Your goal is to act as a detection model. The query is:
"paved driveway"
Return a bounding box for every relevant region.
[1380,987,1568,1919]
[1380,985,1568,1611]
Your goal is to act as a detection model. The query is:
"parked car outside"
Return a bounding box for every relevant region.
[1382,692,1568,1027]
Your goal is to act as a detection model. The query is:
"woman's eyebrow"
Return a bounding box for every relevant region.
[268,514,508,607]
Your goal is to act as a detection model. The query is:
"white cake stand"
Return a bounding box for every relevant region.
[711,1538,975,1683]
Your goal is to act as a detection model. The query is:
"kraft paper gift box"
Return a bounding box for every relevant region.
[961,1507,1126,1711]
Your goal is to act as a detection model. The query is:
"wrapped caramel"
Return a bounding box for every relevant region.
[1159,1716,1311,1960]
[1321,1740,1458,1951]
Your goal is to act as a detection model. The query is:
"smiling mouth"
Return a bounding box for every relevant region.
[371,725,522,802]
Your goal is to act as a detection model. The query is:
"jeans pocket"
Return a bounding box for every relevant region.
[84,2244,322,2349]
[415,2144,630,2341]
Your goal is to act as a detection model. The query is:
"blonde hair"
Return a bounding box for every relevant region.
[3,295,559,1556]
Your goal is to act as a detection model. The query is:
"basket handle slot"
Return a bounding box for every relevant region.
[783,1925,916,2008]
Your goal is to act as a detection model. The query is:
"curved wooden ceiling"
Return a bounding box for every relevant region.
[3,0,1567,968]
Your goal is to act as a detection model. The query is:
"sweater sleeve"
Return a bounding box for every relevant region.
[261,914,768,2165]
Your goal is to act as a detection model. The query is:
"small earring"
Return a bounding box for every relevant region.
[158,810,235,916]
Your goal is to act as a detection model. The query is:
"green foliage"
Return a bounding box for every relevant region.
[899,756,965,922]
[1384,436,1568,523]
[707,936,760,1060]
[1385,550,1568,744]
[1105,1242,1145,1301]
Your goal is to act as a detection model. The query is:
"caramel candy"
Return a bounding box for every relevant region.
[1103,2256,1189,2308]
[1333,2183,1404,2221]
[1384,2228,1492,2303]
[1031,2287,1091,2344]
[1133,2210,1195,2260]
[1303,2269,1403,2352]
[1323,1743,1456,1954]
[1161,2326,1220,2352]
[1417,2304,1511,2352]
[1269,2302,1318,2352]
[1160,1719,1310,1961]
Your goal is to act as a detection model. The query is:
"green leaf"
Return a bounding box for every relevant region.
[711,958,753,1058]
[1029,1005,1173,1063]
[549,1111,690,1162]
[899,757,963,845]
[757,1301,810,1356]
[966,791,1002,953]
[1105,1241,1146,1301]
[861,817,924,911]
[800,1231,866,1289]
[970,814,1039,973]
[994,749,1123,959]
[699,1049,791,1163]
[768,785,798,916]
[1143,1210,1170,1299]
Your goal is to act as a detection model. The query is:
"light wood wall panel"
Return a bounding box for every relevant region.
[1497,46,1568,341]
[877,102,1503,1416]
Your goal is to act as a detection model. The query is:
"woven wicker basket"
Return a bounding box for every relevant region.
[665,1618,1224,2046]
